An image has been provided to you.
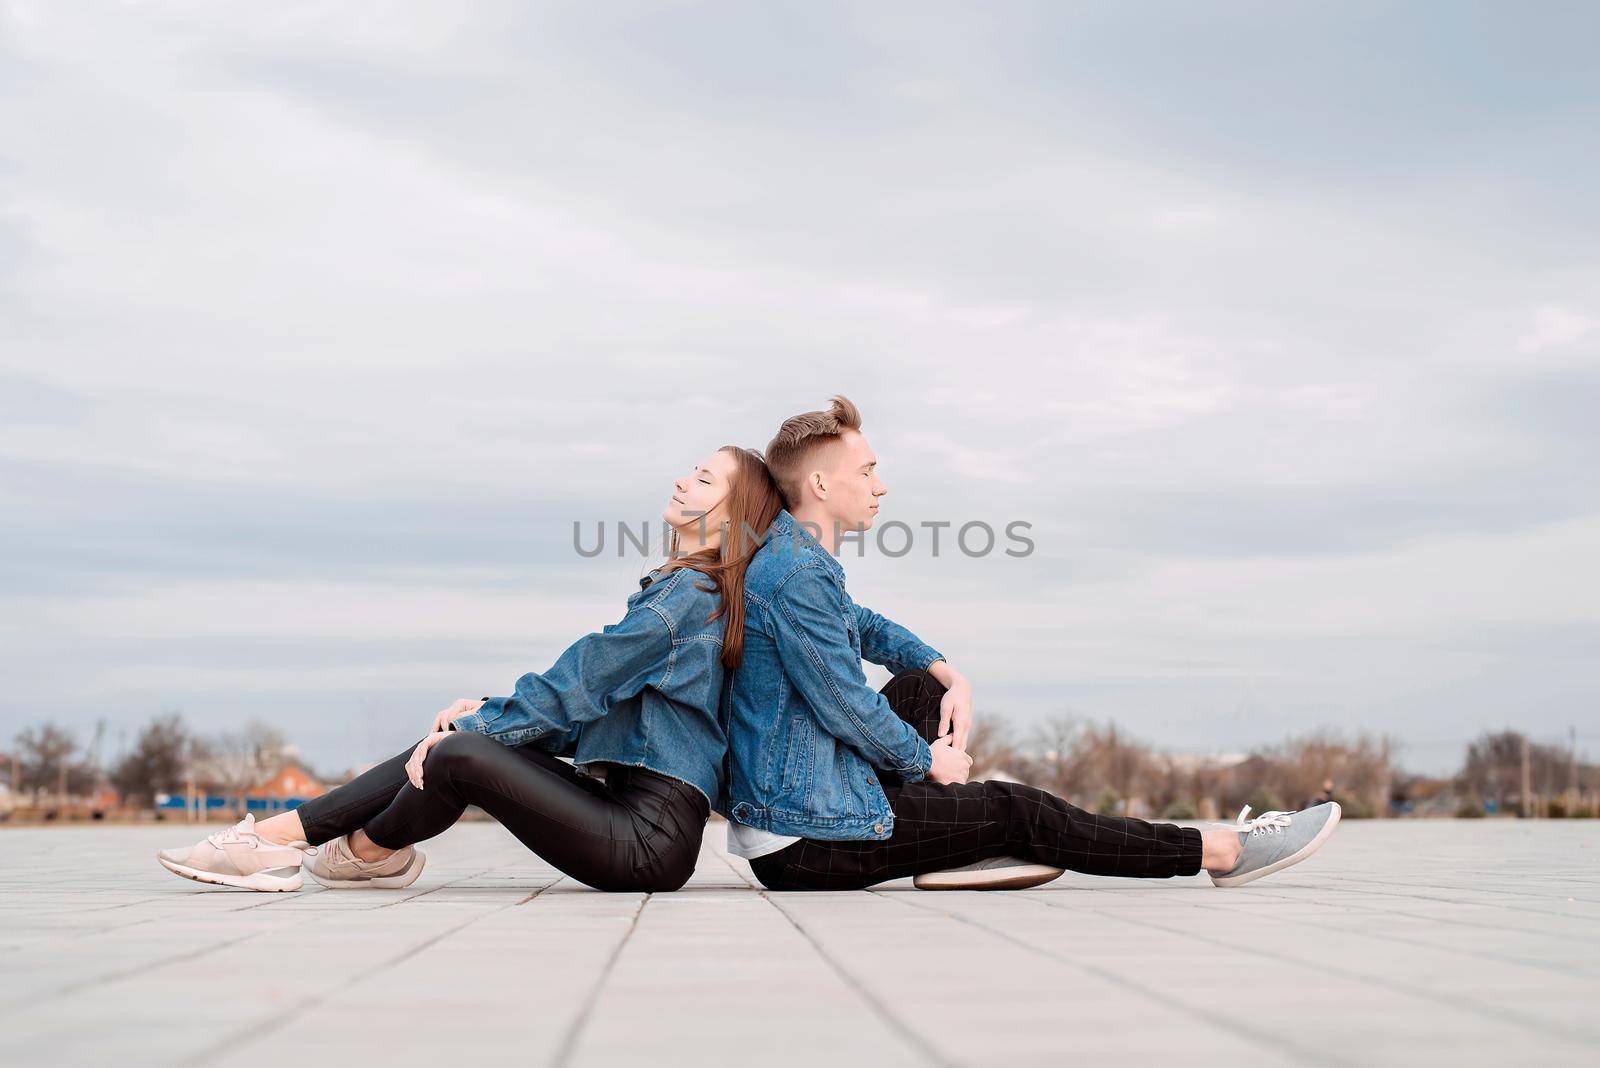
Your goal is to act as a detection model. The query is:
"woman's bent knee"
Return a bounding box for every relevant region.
[424,729,494,771]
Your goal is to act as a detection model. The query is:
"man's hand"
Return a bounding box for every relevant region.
[927,661,973,752]
[430,698,485,734]
[927,735,972,785]
[406,732,451,790]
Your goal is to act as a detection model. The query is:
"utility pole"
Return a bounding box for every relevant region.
[1570,726,1580,814]
[1520,734,1533,819]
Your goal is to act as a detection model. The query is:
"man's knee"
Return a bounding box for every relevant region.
[884,668,945,699]
[880,669,947,748]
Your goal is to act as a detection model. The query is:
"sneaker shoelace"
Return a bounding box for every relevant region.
[1214,804,1293,837]
[205,820,256,849]
[203,819,315,853]
[326,836,377,869]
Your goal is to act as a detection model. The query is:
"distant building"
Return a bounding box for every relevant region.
[248,762,325,802]
[157,759,326,815]
[86,785,120,810]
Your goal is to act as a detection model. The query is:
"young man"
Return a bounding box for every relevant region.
[717,395,1341,891]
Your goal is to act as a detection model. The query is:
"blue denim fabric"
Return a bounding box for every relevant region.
[720,509,944,840]
[450,566,727,806]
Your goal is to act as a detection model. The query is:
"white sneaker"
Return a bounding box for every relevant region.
[913,855,1066,891]
[304,834,425,889]
[155,812,305,892]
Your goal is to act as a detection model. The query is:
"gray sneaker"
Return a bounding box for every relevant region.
[303,835,425,889]
[1210,801,1341,887]
[914,856,1066,891]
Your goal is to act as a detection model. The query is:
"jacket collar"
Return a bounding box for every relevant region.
[769,508,845,582]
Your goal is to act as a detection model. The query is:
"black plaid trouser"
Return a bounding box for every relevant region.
[748,669,1204,890]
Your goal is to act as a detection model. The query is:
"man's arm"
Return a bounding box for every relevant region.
[851,602,944,675]
[770,566,933,780]
[852,602,973,750]
[451,602,671,748]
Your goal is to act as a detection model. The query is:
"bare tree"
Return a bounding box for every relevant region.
[12,724,95,802]
[963,712,1023,780]
[1014,715,1081,800]
[111,711,201,808]
[1458,730,1570,813]
[202,721,289,816]
[1014,719,1160,814]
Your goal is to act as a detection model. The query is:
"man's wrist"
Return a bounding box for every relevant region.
[926,659,964,688]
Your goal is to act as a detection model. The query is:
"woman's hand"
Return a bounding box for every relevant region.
[430,698,485,734]
[406,731,451,790]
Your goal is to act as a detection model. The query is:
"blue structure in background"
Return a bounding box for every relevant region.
[156,795,313,813]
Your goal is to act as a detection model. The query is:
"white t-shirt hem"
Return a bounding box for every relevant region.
[725,821,801,860]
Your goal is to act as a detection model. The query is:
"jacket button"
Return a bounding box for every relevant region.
[866,775,876,785]
[873,823,884,834]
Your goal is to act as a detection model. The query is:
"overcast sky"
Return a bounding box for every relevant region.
[3,2,1597,777]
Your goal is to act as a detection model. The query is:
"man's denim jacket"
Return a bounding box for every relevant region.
[450,566,727,807]
[719,508,944,840]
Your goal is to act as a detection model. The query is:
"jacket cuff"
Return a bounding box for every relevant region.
[911,646,944,672]
[898,737,933,783]
[451,697,504,735]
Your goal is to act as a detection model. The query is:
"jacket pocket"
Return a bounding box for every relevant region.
[779,716,815,800]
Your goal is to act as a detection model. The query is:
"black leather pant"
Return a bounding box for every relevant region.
[294,730,710,892]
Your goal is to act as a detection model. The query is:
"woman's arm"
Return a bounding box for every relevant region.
[450,601,674,748]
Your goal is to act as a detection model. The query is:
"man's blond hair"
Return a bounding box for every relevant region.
[765,394,862,508]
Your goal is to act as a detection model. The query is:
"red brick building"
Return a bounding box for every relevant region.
[247,762,326,801]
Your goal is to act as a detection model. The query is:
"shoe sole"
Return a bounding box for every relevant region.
[156,853,302,892]
[306,848,426,889]
[914,863,1066,891]
[1211,802,1342,888]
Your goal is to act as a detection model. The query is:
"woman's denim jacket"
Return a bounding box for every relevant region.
[718,509,943,840]
[450,566,726,807]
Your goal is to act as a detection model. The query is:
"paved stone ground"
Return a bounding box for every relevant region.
[0,818,1595,1067]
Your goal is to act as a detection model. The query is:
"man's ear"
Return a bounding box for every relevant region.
[806,469,828,501]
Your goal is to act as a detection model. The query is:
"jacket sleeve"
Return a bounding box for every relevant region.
[450,599,672,748]
[852,602,944,676]
[769,565,933,781]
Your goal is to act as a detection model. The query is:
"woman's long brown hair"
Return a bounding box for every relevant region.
[658,445,784,670]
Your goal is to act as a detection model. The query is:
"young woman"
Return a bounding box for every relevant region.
[156,445,784,893]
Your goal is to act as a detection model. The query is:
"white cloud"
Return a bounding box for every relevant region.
[2,2,1597,774]
[1517,305,1596,356]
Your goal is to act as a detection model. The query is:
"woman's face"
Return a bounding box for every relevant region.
[662,449,740,536]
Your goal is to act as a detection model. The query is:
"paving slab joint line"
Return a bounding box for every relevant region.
[761,889,958,1068]
[0,926,267,1018]
[175,880,560,1068]
[1311,877,1600,920]
[1185,882,1600,946]
[549,892,650,1068]
[372,864,511,909]
[1172,889,1600,979]
[873,889,1353,1068]
[711,849,955,1066]
[1028,893,1600,1050]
